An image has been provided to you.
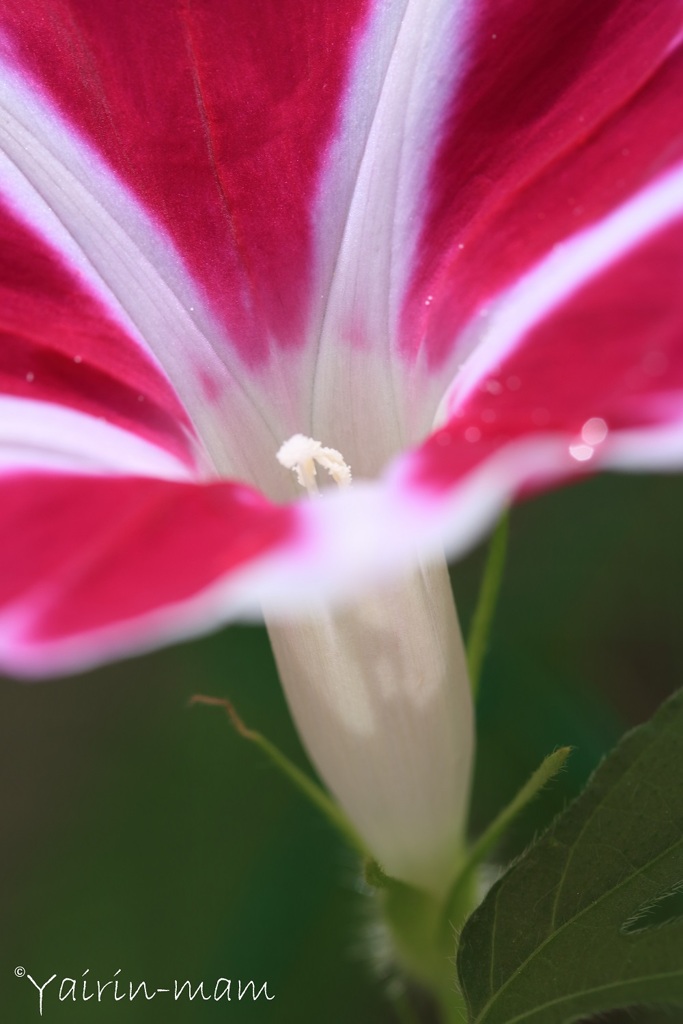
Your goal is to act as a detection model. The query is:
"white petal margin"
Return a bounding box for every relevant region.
[436,160,683,422]
[4,405,683,680]
[0,486,317,679]
[266,557,473,894]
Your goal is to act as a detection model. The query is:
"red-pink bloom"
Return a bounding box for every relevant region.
[1,1,683,885]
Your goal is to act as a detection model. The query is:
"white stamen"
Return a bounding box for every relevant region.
[276,434,352,496]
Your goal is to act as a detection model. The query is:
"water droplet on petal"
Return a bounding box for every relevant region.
[481,408,496,424]
[435,431,451,447]
[581,417,608,445]
[73,355,82,363]
[569,443,594,462]
[506,375,521,391]
[485,379,502,395]
[424,294,434,306]
[26,372,34,382]
[465,426,481,443]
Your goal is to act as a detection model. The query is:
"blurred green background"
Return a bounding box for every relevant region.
[2,472,682,1023]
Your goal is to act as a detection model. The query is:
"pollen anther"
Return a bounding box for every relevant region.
[276,434,352,496]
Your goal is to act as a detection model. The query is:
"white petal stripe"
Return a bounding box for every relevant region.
[0,396,194,478]
[438,160,683,422]
[0,52,282,483]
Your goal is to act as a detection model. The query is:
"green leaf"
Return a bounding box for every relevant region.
[457,686,683,1024]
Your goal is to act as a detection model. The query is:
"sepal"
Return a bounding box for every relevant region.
[190,694,365,854]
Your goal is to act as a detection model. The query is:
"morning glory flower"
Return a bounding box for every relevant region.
[1,1,682,889]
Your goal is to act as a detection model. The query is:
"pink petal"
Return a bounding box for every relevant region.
[0,2,681,680]
[398,176,683,539]
[0,66,302,488]
[0,471,301,677]
[0,202,199,469]
[3,2,439,484]
[1,0,372,363]
[0,1,492,480]
[402,0,683,370]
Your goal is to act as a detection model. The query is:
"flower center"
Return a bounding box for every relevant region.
[276,434,352,497]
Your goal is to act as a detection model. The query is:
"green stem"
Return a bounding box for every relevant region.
[467,513,509,698]
[381,874,476,1024]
